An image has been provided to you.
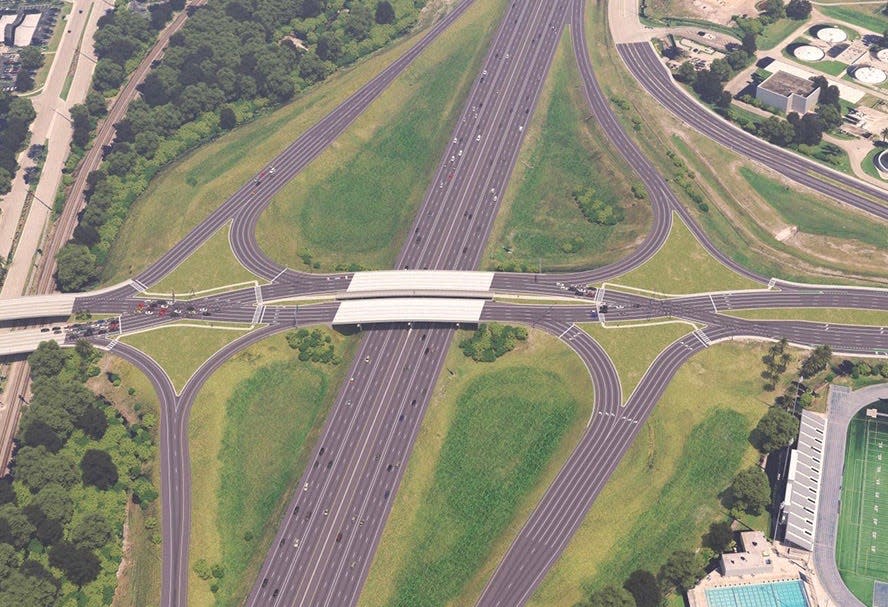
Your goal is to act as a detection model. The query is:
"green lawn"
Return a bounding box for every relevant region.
[725,308,888,326]
[120,322,252,392]
[836,403,888,606]
[759,18,808,51]
[482,31,649,273]
[819,5,888,34]
[527,342,774,607]
[611,212,761,294]
[581,321,695,403]
[187,330,358,607]
[100,5,486,284]
[782,46,848,76]
[739,167,888,251]
[255,0,506,272]
[146,224,260,296]
[863,146,887,182]
[360,330,594,607]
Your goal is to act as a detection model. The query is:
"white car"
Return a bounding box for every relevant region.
[293,538,300,548]
[475,134,481,142]
[303,482,309,491]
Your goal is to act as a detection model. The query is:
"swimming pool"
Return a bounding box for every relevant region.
[705,579,810,607]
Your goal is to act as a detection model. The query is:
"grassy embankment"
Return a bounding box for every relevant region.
[527,341,774,607]
[100,4,489,284]
[187,330,358,607]
[482,32,650,273]
[120,323,252,392]
[88,356,164,607]
[359,330,593,607]
[583,1,888,286]
[610,212,761,294]
[255,0,506,271]
[819,4,888,34]
[145,224,260,296]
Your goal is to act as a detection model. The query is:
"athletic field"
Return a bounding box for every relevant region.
[837,404,888,606]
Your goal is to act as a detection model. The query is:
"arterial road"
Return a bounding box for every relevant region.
[13,0,885,605]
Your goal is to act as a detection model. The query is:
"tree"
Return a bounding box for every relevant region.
[92,59,125,92]
[55,244,99,292]
[742,31,757,55]
[623,569,660,607]
[31,484,73,525]
[881,127,888,142]
[794,112,824,145]
[586,585,635,607]
[658,550,703,592]
[34,518,63,546]
[375,1,396,24]
[0,477,15,506]
[676,61,697,84]
[17,47,44,72]
[800,344,832,377]
[48,542,100,586]
[755,407,799,452]
[761,0,785,19]
[704,520,736,553]
[717,90,733,109]
[219,105,237,130]
[786,0,812,19]
[27,341,67,380]
[0,567,61,607]
[75,405,108,440]
[85,90,107,118]
[22,420,64,453]
[694,69,725,103]
[80,449,118,490]
[12,447,78,493]
[709,58,733,82]
[69,104,92,149]
[756,116,795,146]
[69,513,112,550]
[729,466,771,515]
[0,504,35,549]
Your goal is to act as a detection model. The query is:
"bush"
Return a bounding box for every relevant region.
[459,324,528,362]
[285,329,339,364]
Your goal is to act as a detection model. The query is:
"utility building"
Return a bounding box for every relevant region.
[755,71,821,114]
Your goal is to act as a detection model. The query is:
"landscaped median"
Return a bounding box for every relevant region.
[186,328,358,607]
[359,329,593,606]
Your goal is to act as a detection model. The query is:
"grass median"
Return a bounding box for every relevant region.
[187,329,358,607]
[120,322,253,392]
[581,321,695,402]
[255,0,506,271]
[527,341,774,607]
[360,329,593,606]
[146,223,260,296]
[482,31,650,273]
[724,308,888,326]
[610,212,761,294]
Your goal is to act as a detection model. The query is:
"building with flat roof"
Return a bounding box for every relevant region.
[756,70,821,114]
[719,531,774,577]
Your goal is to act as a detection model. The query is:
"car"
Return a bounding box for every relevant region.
[293,538,299,548]
[323,508,329,516]
[269,167,276,174]
[475,134,481,141]
[303,482,308,491]
[452,137,457,144]
[336,532,343,542]
[272,589,279,598]
[40,327,50,333]
[364,355,370,363]
[261,578,268,588]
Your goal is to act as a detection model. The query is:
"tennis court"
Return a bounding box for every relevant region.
[837,404,888,605]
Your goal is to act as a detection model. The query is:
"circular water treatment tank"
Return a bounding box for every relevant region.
[874,149,888,173]
[793,45,824,61]
[877,48,888,63]
[816,26,847,44]
[854,65,887,84]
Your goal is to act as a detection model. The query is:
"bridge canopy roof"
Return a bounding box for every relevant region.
[347,270,495,294]
[0,294,77,321]
[333,298,485,325]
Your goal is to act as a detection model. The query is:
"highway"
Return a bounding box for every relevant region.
[0,0,885,603]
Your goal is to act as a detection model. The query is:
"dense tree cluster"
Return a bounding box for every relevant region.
[800,344,832,378]
[459,323,528,362]
[58,0,428,291]
[0,93,37,196]
[728,466,771,516]
[761,337,791,391]
[573,186,624,225]
[0,340,159,603]
[286,328,341,364]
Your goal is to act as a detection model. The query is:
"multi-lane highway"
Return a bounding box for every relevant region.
[2,0,886,604]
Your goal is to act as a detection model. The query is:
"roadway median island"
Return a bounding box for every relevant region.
[725,308,888,327]
[255,0,506,272]
[185,329,359,607]
[359,329,593,607]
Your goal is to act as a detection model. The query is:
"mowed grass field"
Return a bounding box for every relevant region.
[482,32,650,273]
[100,9,475,284]
[187,329,358,607]
[255,0,506,271]
[611,213,761,294]
[581,321,695,402]
[120,323,252,392]
[147,224,259,296]
[527,341,772,607]
[819,5,888,34]
[725,308,888,326]
[836,403,888,606]
[359,330,594,607]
